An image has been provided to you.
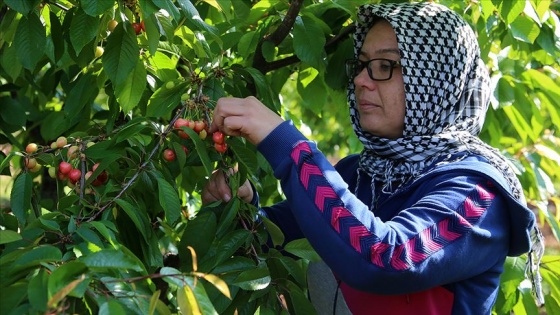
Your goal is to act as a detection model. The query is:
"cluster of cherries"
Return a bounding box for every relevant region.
[162,118,228,162]
[23,136,108,189]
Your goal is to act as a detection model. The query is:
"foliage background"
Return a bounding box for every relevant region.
[0,0,559,314]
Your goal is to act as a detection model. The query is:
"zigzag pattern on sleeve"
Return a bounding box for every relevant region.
[291,141,496,271]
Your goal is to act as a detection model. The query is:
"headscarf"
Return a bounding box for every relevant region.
[347,2,544,305]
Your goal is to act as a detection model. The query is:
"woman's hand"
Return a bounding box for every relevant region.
[209,96,284,145]
[201,168,254,205]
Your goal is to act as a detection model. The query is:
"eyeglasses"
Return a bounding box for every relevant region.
[345,58,401,81]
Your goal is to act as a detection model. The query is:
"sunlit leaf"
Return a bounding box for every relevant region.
[177,284,202,315]
[156,176,182,224]
[284,239,321,262]
[0,230,22,245]
[102,22,139,85]
[69,9,98,55]
[293,15,326,70]
[14,13,46,71]
[3,0,41,15]
[232,267,271,291]
[116,60,147,113]
[80,249,144,272]
[10,172,32,226]
[81,0,114,16]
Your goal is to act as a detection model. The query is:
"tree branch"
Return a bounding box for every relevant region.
[252,0,304,74]
[258,24,356,74]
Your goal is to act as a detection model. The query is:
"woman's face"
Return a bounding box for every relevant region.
[354,20,406,139]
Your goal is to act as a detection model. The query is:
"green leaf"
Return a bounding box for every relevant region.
[115,60,147,113]
[284,239,321,262]
[144,14,160,56]
[3,0,41,15]
[115,199,151,243]
[80,249,144,272]
[10,172,32,226]
[81,0,114,16]
[497,0,526,25]
[102,22,139,85]
[216,198,240,238]
[181,127,214,177]
[40,111,72,141]
[13,245,62,271]
[0,282,27,315]
[64,74,98,121]
[231,66,277,111]
[177,0,221,44]
[146,80,188,118]
[293,15,326,70]
[99,300,127,315]
[69,9,98,55]
[214,229,251,267]
[0,230,22,244]
[153,0,181,22]
[48,261,89,300]
[0,97,25,130]
[232,267,271,291]
[0,43,22,80]
[177,285,202,315]
[259,215,284,247]
[285,280,317,315]
[14,13,46,71]
[179,210,217,269]
[28,268,49,312]
[510,15,540,43]
[156,177,182,224]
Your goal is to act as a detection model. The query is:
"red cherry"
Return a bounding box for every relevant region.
[68,169,81,184]
[193,120,205,133]
[140,20,145,32]
[212,131,225,144]
[57,171,68,181]
[162,149,176,162]
[182,145,189,154]
[132,22,142,35]
[214,142,228,153]
[174,118,189,129]
[59,161,72,175]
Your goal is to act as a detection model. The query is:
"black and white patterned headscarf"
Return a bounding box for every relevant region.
[348,2,544,305]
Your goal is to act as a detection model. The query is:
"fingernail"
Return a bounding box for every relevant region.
[223,193,231,202]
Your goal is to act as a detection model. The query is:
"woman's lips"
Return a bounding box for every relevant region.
[358,101,381,111]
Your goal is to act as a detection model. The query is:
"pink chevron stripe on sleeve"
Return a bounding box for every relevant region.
[405,238,428,263]
[315,186,338,212]
[463,197,485,218]
[290,141,312,164]
[349,225,371,253]
[370,242,391,267]
[420,228,443,252]
[390,245,408,270]
[300,163,322,190]
[438,218,462,241]
[331,206,352,233]
[476,184,495,200]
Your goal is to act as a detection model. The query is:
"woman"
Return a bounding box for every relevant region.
[203,2,543,314]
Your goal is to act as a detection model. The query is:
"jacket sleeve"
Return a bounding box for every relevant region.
[257,121,513,294]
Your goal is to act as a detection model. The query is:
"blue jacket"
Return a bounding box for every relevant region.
[257,121,535,315]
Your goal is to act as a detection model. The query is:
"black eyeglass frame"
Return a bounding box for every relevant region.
[345,58,401,81]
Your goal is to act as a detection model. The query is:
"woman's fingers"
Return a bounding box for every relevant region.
[201,169,254,205]
[210,96,284,145]
[201,170,232,204]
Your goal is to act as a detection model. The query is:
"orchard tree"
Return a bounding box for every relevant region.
[0,0,559,314]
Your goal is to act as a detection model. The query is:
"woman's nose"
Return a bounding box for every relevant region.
[354,68,376,89]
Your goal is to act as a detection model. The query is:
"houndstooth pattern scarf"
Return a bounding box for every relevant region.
[348,2,544,305]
